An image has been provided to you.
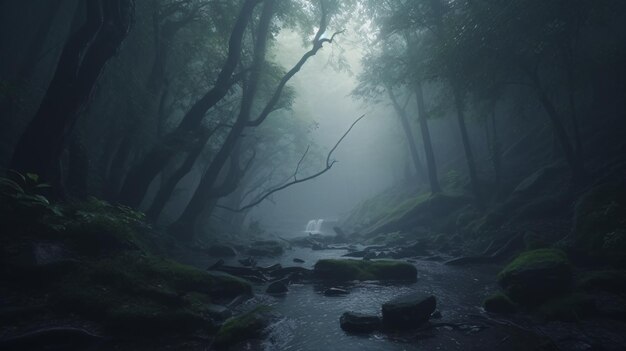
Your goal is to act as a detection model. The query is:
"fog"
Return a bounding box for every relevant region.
[251,29,402,235]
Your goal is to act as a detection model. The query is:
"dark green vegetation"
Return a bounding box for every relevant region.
[0,175,251,343]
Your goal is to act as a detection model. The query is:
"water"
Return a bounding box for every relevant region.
[245,247,502,351]
[304,219,324,234]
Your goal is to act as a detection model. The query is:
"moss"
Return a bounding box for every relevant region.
[483,293,517,314]
[498,249,568,279]
[214,306,273,348]
[577,270,626,295]
[537,293,596,321]
[49,252,251,336]
[313,259,417,281]
[498,249,572,306]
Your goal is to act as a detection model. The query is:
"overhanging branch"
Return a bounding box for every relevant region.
[218,114,366,212]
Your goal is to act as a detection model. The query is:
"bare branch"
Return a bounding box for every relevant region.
[218,114,366,212]
[246,1,345,127]
[294,145,310,181]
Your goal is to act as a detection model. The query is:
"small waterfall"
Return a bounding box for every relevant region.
[305,219,324,233]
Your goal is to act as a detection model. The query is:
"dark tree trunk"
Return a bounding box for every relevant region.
[67,134,89,198]
[170,0,275,240]
[146,128,216,221]
[104,129,135,201]
[387,87,426,183]
[414,82,441,193]
[10,0,134,187]
[118,0,258,208]
[452,86,481,202]
[490,108,502,199]
[528,71,586,183]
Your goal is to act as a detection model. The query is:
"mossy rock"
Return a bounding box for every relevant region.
[313,259,417,281]
[213,306,274,348]
[572,182,626,265]
[49,253,251,336]
[537,293,596,321]
[498,249,571,306]
[483,293,517,314]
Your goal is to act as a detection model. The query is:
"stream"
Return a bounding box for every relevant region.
[180,233,626,350]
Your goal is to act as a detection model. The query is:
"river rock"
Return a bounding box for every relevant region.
[238,257,256,267]
[266,281,288,294]
[313,259,417,281]
[382,293,436,329]
[324,287,349,296]
[206,245,237,257]
[498,249,571,306]
[293,258,305,263]
[339,312,381,333]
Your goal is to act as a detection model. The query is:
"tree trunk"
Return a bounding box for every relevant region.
[490,108,502,200]
[169,0,275,240]
[146,129,214,221]
[528,71,586,183]
[67,133,89,198]
[118,0,258,208]
[10,0,134,187]
[387,87,426,183]
[414,81,441,193]
[452,86,481,202]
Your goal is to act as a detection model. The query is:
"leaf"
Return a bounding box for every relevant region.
[0,177,25,194]
[26,173,40,183]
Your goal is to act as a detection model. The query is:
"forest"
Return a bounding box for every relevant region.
[1,0,625,350]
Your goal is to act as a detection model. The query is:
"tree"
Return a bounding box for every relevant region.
[10,0,135,188]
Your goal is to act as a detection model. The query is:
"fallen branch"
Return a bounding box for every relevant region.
[218,114,366,212]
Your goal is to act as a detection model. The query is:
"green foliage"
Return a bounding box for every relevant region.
[50,252,250,336]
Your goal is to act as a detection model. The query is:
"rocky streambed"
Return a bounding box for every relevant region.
[176,241,626,351]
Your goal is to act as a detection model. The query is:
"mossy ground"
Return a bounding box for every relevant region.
[0,187,251,338]
[313,259,417,281]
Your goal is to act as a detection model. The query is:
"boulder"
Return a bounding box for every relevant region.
[313,259,417,281]
[266,281,288,294]
[293,258,305,263]
[324,287,349,296]
[213,306,276,348]
[339,312,381,333]
[206,245,237,257]
[483,293,517,314]
[498,249,571,306]
[381,293,436,329]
